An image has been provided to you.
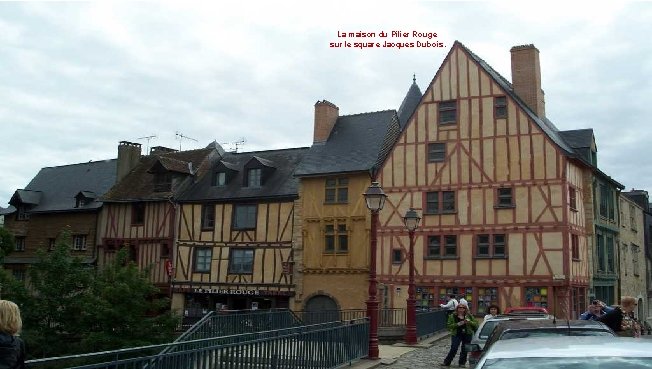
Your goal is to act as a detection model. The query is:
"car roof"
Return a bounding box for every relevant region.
[494,319,611,330]
[483,336,652,359]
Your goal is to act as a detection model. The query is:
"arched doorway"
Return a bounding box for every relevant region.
[303,294,339,324]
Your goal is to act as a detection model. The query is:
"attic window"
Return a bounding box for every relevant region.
[16,206,30,221]
[154,172,172,192]
[438,100,457,125]
[247,168,262,188]
[495,96,507,119]
[213,172,226,187]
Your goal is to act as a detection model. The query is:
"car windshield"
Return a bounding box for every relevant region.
[480,321,500,339]
[501,330,614,340]
[481,357,652,369]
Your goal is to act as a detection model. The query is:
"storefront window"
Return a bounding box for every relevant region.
[524,287,548,308]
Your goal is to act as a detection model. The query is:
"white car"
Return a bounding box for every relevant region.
[474,336,652,368]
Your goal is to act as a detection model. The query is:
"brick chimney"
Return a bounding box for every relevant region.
[313,100,339,144]
[117,141,141,182]
[510,44,545,118]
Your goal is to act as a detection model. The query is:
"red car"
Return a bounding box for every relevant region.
[503,306,549,315]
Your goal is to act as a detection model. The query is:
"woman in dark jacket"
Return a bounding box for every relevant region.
[0,300,26,369]
[597,296,639,337]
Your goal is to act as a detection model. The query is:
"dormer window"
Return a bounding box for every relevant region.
[16,206,30,221]
[247,168,262,187]
[154,172,172,192]
[75,191,96,208]
[213,172,226,187]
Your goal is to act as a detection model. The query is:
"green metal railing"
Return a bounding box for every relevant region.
[416,309,448,338]
[294,308,406,327]
[26,320,369,369]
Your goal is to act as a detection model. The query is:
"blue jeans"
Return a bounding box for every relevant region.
[444,333,471,365]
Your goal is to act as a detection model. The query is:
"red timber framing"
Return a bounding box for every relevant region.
[375,42,589,318]
[97,201,175,291]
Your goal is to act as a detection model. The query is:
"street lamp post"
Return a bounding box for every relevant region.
[363,181,387,360]
[403,208,421,345]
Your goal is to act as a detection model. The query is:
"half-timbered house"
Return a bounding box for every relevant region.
[3,158,117,280]
[97,141,221,295]
[171,147,308,314]
[375,41,606,319]
[293,87,420,312]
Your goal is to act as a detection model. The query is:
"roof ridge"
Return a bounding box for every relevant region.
[228,147,311,155]
[39,158,117,170]
[339,109,396,118]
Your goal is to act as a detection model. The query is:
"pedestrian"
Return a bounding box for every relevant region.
[483,304,501,321]
[579,299,614,320]
[458,295,468,309]
[442,302,478,367]
[440,294,458,315]
[597,296,639,337]
[0,300,26,369]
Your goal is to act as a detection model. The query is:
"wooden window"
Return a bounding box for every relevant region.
[477,287,498,315]
[392,249,403,264]
[212,172,226,187]
[606,236,615,272]
[630,204,637,231]
[48,238,56,251]
[496,188,514,208]
[194,247,212,273]
[425,191,456,214]
[632,244,640,276]
[427,235,457,258]
[476,234,506,258]
[132,202,145,225]
[325,223,348,253]
[201,204,215,230]
[438,100,457,124]
[494,96,507,119]
[569,187,577,210]
[325,178,348,203]
[160,242,170,259]
[428,143,446,162]
[14,237,25,252]
[12,269,26,282]
[72,235,87,251]
[228,248,254,274]
[524,287,548,308]
[233,204,257,230]
[153,172,172,192]
[596,234,605,272]
[571,234,580,260]
[16,206,30,221]
[595,286,614,306]
[247,168,262,187]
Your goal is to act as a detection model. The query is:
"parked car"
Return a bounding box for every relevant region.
[466,313,551,365]
[502,306,549,315]
[474,336,652,368]
[468,319,616,367]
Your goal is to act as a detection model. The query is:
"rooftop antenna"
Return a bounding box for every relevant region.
[137,134,157,153]
[175,131,198,151]
[220,138,247,153]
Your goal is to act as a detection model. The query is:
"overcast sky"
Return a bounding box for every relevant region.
[1,1,651,206]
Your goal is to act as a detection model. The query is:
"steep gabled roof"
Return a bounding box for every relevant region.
[103,147,216,202]
[397,77,423,130]
[7,159,117,213]
[295,110,401,177]
[455,41,575,155]
[559,129,594,149]
[179,147,309,202]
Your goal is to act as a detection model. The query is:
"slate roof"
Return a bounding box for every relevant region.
[397,78,423,129]
[179,147,309,202]
[559,129,594,149]
[7,159,117,213]
[102,147,217,202]
[295,110,401,177]
[154,156,193,174]
[455,41,575,155]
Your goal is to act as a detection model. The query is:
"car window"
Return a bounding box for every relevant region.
[481,357,652,369]
[479,321,500,339]
[501,330,614,340]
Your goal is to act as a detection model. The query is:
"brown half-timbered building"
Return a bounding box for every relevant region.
[2,158,117,280]
[171,147,308,315]
[376,41,598,319]
[293,88,419,313]
[97,141,221,294]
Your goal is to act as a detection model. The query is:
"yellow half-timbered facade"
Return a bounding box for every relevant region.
[375,42,594,319]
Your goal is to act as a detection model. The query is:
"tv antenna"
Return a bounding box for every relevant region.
[175,131,198,151]
[137,134,157,153]
[221,138,246,153]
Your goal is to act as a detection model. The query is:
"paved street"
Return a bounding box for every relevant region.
[382,336,455,368]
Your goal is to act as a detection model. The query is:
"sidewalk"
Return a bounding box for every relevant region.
[344,331,450,369]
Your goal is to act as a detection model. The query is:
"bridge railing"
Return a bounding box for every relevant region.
[416,309,448,338]
[26,319,370,369]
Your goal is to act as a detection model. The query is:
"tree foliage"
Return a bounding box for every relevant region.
[0,227,15,263]
[2,232,179,358]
